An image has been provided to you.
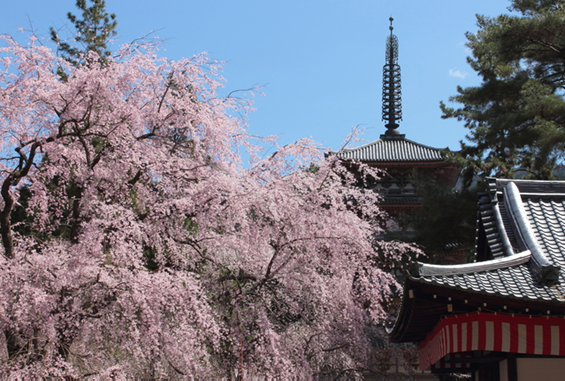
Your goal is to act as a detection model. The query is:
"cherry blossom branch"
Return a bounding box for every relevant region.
[248,233,353,295]
[1,141,40,258]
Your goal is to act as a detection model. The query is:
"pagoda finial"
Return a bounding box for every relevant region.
[382,16,403,138]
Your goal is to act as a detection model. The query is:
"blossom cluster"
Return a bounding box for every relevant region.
[0,37,414,378]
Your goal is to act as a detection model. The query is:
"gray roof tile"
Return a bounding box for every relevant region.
[336,137,445,162]
[409,178,565,306]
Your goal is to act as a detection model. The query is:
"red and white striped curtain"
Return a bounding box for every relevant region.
[419,312,565,370]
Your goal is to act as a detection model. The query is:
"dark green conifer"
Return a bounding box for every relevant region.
[442,0,565,185]
[50,0,117,66]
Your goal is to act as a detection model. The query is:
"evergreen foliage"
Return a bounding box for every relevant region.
[441,0,565,186]
[49,0,117,66]
[400,177,477,262]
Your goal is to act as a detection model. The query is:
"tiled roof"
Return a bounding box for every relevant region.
[390,178,565,343]
[409,178,565,301]
[336,137,445,162]
[411,259,564,303]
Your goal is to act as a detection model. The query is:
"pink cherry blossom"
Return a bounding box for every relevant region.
[0,36,416,378]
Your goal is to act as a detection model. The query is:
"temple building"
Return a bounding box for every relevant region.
[336,18,458,218]
[390,178,565,379]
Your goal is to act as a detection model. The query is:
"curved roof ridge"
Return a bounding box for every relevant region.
[339,139,383,152]
[408,250,531,278]
[504,181,560,286]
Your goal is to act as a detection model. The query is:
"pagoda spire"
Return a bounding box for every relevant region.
[381,17,403,138]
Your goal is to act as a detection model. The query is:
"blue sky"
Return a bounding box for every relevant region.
[2,0,512,155]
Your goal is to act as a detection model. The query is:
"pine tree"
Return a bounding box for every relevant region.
[49,0,117,66]
[399,176,477,262]
[442,0,565,186]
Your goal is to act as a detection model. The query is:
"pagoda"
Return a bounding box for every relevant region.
[336,18,457,217]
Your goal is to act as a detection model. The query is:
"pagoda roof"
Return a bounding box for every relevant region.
[390,178,565,343]
[336,136,446,163]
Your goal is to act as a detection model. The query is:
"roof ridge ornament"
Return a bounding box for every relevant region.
[504,181,560,286]
[408,250,532,277]
[381,16,404,139]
